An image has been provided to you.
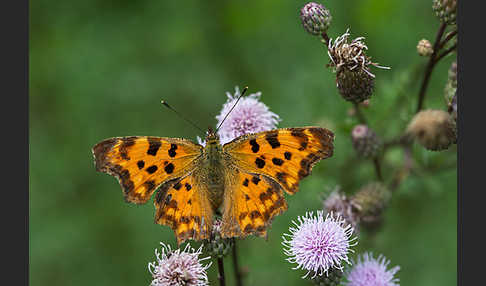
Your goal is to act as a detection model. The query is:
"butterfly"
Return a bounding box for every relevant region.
[93,125,334,245]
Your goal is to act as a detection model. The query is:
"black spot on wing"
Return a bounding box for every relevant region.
[164,163,175,174]
[250,139,260,153]
[251,176,261,185]
[265,131,281,149]
[146,165,158,174]
[137,160,145,169]
[272,158,284,166]
[168,144,178,157]
[243,178,249,187]
[173,182,182,190]
[255,158,265,168]
[185,183,192,191]
[120,137,136,160]
[147,137,161,156]
[284,152,292,160]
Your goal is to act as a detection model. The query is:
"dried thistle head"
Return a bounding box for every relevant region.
[327,30,389,103]
[406,109,457,151]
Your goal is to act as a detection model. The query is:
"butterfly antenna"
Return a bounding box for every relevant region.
[216,86,248,132]
[161,100,205,134]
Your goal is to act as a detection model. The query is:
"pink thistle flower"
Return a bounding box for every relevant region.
[345,252,400,286]
[215,86,281,144]
[282,211,357,279]
[148,242,212,286]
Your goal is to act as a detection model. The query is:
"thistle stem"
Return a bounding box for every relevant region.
[232,240,243,286]
[353,103,367,125]
[217,257,226,286]
[434,43,457,63]
[438,29,457,51]
[416,22,447,112]
[321,32,330,47]
[373,158,383,181]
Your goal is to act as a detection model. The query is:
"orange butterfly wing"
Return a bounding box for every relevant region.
[220,170,288,238]
[219,127,334,238]
[92,136,202,204]
[153,171,214,244]
[223,127,334,194]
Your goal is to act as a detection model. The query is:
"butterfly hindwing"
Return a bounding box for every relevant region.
[220,169,288,239]
[92,136,202,204]
[154,171,214,244]
[223,127,334,195]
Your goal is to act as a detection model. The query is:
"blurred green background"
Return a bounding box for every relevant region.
[30,0,456,285]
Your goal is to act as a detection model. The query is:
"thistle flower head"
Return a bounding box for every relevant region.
[282,211,357,279]
[215,86,281,144]
[323,188,359,230]
[327,29,388,79]
[148,242,212,286]
[416,39,433,57]
[300,2,332,36]
[327,30,389,103]
[351,125,382,158]
[344,252,400,286]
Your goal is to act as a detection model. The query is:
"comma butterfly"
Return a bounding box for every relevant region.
[92,91,334,244]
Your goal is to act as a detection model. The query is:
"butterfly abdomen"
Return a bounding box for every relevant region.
[202,140,226,209]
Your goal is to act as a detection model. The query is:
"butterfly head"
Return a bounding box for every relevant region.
[205,127,220,145]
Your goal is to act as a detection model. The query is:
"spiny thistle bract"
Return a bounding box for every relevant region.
[323,188,359,231]
[351,182,391,225]
[344,252,400,286]
[300,2,332,36]
[351,125,383,158]
[406,109,456,151]
[214,86,281,145]
[282,211,357,279]
[203,219,234,258]
[432,0,457,25]
[444,61,457,105]
[327,30,389,103]
[148,242,212,286]
[416,39,433,57]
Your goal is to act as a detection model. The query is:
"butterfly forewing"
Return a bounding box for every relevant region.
[223,127,334,195]
[92,136,202,204]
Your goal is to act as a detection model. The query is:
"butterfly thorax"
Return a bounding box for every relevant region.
[202,128,226,209]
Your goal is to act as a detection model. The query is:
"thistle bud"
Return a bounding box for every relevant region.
[433,0,457,25]
[311,267,344,286]
[448,94,457,122]
[444,61,457,104]
[351,182,391,224]
[406,109,456,151]
[351,125,383,158]
[300,2,332,36]
[323,188,359,230]
[417,39,433,56]
[204,219,233,258]
[327,30,389,103]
